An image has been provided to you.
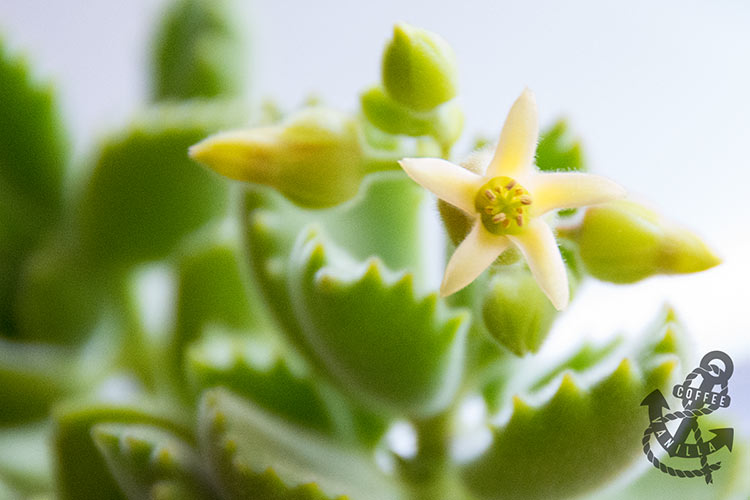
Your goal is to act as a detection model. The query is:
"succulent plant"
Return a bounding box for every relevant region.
[0,1,746,500]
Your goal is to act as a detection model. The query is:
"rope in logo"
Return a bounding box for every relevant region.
[641,364,730,482]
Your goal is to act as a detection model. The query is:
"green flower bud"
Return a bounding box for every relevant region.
[382,23,458,111]
[482,268,558,356]
[577,200,721,283]
[190,107,364,208]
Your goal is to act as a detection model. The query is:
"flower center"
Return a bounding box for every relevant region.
[474,176,532,235]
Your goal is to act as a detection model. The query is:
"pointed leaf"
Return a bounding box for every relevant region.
[92,423,217,500]
[14,239,110,345]
[463,322,684,499]
[0,39,67,206]
[186,332,336,434]
[78,101,245,267]
[535,120,585,173]
[52,401,192,500]
[0,40,69,334]
[288,229,468,416]
[241,171,427,352]
[199,388,402,500]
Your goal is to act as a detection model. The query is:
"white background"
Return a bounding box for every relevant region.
[1,1,749,410]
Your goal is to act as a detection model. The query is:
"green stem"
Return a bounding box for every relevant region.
[399,409,473,500]
[113,272,156,391]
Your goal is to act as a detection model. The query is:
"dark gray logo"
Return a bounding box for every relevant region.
[641,350,734,484]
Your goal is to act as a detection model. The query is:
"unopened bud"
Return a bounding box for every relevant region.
[382,23,458,112]
[190,107,363,207]
[482,268,558,356]
[578,201,721,283]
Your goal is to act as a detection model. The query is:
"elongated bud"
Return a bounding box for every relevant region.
[482,268,558,356]
[382,23,458,111]
[190,107,363,207]
[577,201,721,283]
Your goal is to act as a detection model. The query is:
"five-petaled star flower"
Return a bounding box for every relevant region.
[399,89,626,310]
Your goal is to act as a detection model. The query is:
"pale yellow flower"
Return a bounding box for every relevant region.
[399,89,625,310]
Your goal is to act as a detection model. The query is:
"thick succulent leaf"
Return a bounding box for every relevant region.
[14,238,110,345]
[77,101,246,267]
[168,228,271,390]
[0,41,68,335]
[534,120,585,173]
[0,39,67,207]
[199,388,403,500]
[287,228,468,416]
[187,331,390,449]
[151,0,247,100]
[0,422,52,496]
[52,401,192,500]
[92,423,218,500]
[174,234,263,345]
[462,319,684,500]
[582,421,750,500]
[186,332,336,434]
[241,171,427,353]
[0,339,80,424]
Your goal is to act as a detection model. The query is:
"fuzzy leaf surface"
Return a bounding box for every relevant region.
[288,229,468,416]
[92,423,218,500]
[78,101,245,267]
[462,320,684,499]
[199,388,403,500]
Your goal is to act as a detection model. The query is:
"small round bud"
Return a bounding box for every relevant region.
[382,23,458,111]
[482,268,558,356]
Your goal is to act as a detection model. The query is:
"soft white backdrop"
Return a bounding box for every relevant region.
[1,1,748,392]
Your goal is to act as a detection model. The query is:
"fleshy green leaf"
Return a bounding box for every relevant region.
[170,229,267,362]
[151,0,247,100]
[462,322,683,499]
[78,101,245,267]
[92,423,217,500]
[535,119,585,173]
[199,388,403,500]
[287,229,468,416]
[52,401,192,500]
[186,332,336,434]
[0,39,67,208]
[582,419,750,500]
[0,40,69,335]
[0,339,79,424]
[14,239,110,345]
[241,171,428,352]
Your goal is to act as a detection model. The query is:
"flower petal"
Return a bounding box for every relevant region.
[399,158,483,214]
[528,172,626,216]
[440,224,510,297]
[485,89,539,180]
[507,218,569,310]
